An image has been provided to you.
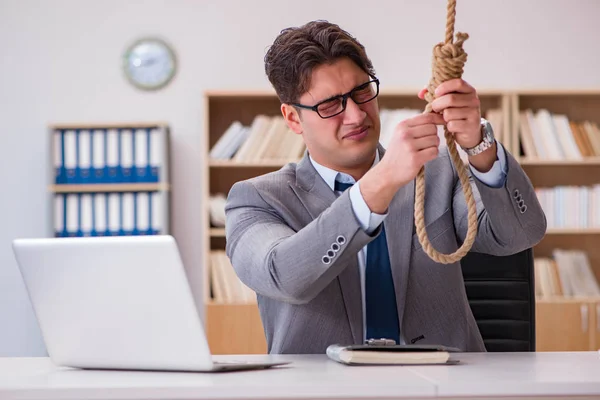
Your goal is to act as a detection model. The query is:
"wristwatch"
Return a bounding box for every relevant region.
[461,118,495,156]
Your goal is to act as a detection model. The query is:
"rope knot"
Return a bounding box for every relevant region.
[415,0,478,265]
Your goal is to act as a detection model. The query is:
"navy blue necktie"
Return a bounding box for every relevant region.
[334,181,400,343]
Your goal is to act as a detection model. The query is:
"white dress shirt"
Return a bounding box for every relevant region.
[309,142,508,342]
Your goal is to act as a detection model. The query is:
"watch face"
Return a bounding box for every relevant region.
[123,38,176,90]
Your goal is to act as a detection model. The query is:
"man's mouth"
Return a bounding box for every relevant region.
[343,126,369,140]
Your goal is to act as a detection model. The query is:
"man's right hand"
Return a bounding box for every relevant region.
[358,112,445,214]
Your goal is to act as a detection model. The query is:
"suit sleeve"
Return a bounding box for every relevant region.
[451,147,547,256]
[224,180,378,305]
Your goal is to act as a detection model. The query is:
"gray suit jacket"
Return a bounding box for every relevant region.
[224,144,547,354]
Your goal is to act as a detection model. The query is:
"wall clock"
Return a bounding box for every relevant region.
[123,37,177,91]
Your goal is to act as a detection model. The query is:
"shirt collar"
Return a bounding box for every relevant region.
[309,149,380,191]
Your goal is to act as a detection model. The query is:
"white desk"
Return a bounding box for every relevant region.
[1,352,599,400]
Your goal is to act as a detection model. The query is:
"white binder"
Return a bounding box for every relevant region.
[108,193,120,235]
[120,129,134,182]
[66,194,78,236]
[122,193,135,235]
[94,193,107,236]
[92,129,105,183]
[80,194,93,236]
[136,192,150,234]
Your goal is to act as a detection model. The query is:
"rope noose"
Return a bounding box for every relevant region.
[414,0,478,264]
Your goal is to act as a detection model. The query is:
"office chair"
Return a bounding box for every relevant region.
[461,248,536,352]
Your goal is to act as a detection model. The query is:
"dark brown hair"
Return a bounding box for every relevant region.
[264,20,376,104]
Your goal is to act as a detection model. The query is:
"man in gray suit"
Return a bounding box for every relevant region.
[225,20,546,354]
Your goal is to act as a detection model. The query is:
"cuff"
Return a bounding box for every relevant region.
[469,141,508,188]
[349,182,387,234]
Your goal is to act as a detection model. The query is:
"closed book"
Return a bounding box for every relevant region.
[326,343,460,365]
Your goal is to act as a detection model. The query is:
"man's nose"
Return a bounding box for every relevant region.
[343,97,366,124]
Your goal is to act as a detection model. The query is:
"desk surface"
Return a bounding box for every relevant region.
[1,352,599,400]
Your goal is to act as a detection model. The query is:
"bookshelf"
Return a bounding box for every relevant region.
[202,89,509,354]
[510,90,600,351]
[203,88,600,354]
[49,122,171,238]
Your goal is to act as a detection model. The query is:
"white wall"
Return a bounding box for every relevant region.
[1,0,599,356]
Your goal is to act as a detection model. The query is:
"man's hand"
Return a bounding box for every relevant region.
[418,79,497,172]
[359,112,445,213]
[418,79,481,149]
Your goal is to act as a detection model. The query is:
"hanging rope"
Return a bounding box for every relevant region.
[414,0,478,264]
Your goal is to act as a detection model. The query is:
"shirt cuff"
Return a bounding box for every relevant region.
[469,141,508,188]
[349,182,387,234]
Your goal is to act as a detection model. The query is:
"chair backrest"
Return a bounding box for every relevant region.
[460,248,535,352]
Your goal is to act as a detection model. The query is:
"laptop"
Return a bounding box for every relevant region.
[12,235,289,372]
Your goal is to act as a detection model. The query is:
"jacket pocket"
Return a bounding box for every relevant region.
[411,208,453,251]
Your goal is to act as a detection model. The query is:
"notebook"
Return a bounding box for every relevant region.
[326,343,461,365]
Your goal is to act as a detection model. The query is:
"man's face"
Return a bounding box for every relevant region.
[282,57,380,175]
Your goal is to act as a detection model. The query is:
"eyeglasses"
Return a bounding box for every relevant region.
[291,77,380,119]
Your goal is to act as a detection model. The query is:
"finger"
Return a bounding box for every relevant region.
[407,123,438,139]
[417,87,427,100]
[434,79,475,97]
[416,146,440,165]
[431,93,480,114]
[412,134,440,151]
[443,107,480,123]
[403,112,445,128]
[446,119,471,134]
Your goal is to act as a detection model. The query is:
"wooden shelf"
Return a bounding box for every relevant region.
[205,301,266,354]
[545,228,600,235]
[49,122,169,130]
[536,297,600,304]
[210,228,226,237]
[50,183,170,193]
[519,157,600,166]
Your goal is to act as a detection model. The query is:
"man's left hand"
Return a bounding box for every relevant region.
[418,79,482,149]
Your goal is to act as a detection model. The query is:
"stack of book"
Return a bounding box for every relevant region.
[209,250,256,304]
[209,116,305,163]
[518,109,600,160]
[534,250,600,298]
[210,109,504,163]
[535,185,600,229]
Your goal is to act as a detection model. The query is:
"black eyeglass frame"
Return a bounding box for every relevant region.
[290,77,380,119]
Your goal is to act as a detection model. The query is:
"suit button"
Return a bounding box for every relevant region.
[520,205,528,214]
[513,189,520,198]
[336,235,346,245]
[518,199,525,207]
[331,243,340,252]
[322,256,331,264]
[327,249,335,257]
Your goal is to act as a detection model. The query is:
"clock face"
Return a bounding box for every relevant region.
[123,38,176,90]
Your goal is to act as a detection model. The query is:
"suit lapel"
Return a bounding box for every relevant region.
[289,153,363,344]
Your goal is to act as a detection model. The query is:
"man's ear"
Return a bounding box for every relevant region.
[281,104,303,135]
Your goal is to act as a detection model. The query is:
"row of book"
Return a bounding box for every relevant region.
[210,250,256,304]
[54,192,167,237]
[209,194,226,228]
[535,249,600,298]
[209,109,504,163]
[210,247,599,303]
[535,185,600,228]
[518,109,600,159]
[209,116,305,162]
[53,127,168,184]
